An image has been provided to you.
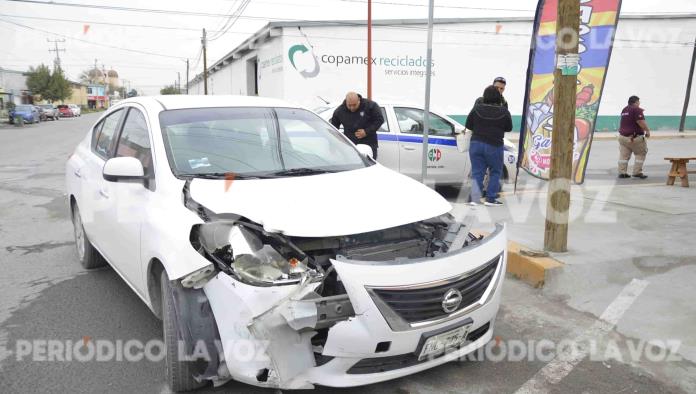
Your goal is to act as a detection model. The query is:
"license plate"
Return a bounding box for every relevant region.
[418,324,471,360]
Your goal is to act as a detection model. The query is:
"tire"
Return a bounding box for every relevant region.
[71,204,106,269]
[161,270,207,392]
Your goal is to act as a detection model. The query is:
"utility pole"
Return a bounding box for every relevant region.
[419,0,435,184]
[47,38,66,70]
[186,59,190,95]
[367,0,372,99]
[544,0,580,252]
[679,36,696,132]
[202,28,208,95]
[177,72,181,93]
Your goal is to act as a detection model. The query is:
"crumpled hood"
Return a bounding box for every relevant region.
[188,165,452,237]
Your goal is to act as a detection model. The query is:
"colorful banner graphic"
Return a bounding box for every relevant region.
[519,0,622,184]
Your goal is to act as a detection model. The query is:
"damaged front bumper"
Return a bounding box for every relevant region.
[201,223,507,389]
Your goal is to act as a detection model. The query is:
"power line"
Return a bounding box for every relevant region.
[209,0,252,41]
[2,9,690,54]
[0,17,188,59]
[337,0,534,12]
[4,0,283,20]
[0,13,251,34]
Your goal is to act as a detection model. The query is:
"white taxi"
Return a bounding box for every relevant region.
[316,102,518,189]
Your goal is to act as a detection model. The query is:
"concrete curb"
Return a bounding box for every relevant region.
[506,240,563,288]
[473,230,563,288]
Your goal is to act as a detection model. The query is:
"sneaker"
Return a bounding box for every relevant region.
[468,201,481,206]
[484,200,504,207]
[618,174,630,179]
[632,173,648,179]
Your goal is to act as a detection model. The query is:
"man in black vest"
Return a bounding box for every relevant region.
[330,92,384,159]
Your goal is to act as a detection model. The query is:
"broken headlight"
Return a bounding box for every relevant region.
[194,222,317,287]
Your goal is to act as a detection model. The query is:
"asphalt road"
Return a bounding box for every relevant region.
[0,114,690,393]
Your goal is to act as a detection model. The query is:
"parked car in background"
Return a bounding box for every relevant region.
[9,104,41,124]
[68,104,82,116]
[35,105,48,121]
[57,105,74,117]
[66,95,507,392]
[316,101,518,189]
[38,104,60,121]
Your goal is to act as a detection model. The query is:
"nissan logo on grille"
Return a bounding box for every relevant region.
[442,288,463,313]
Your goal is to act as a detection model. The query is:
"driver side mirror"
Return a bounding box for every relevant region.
[103,157,146,182]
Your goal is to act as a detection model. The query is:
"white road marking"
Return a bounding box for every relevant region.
[515,279,649,394]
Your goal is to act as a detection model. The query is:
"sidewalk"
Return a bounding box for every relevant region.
[448,138,696,392]
[507,130,696,142]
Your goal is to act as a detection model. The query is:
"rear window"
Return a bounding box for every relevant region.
[16,105,32,110]
[58,105,68,109]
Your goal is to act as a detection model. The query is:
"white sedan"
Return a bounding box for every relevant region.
[68,103,82,116]
[66,95,507,391]
[316,102,518,189]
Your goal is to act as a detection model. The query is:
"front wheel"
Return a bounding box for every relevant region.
[71,204,106,269]
[161,271,207,392]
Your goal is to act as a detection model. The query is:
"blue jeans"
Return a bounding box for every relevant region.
[469,140,504,203]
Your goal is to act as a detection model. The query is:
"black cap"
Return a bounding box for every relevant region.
[493,77,507,84]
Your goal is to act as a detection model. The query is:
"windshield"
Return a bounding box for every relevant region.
[39,105,53,109]
[159,107,369,178]
[16,105,33,111]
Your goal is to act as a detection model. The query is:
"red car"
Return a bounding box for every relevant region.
[57,105,74,117]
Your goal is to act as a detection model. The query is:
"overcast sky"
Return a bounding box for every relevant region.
[2,0,695,95]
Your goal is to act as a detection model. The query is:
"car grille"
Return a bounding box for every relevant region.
[370,254,501,324]
[346,322,491,374]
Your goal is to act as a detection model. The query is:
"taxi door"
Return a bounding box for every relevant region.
[374,106,399,171]
[393,106,467,185]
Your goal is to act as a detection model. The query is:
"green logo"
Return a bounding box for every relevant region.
[288,44,320,78]
[428,148,442,162]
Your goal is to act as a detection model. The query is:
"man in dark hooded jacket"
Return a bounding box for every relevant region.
[465,85,513,206]
[330,92,384,159]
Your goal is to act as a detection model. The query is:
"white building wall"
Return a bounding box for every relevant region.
[191,17,696,129]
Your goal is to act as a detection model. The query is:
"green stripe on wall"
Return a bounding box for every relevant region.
[448,115,696,132]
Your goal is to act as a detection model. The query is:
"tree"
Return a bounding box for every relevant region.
[26,64,51,97]
[26,64,72,103]
[160,85,180,95]
[47,68,72,103]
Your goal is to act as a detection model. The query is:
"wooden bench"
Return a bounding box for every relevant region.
[665,157,696,187]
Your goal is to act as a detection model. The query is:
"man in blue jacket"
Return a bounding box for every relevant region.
[330,92,384,159]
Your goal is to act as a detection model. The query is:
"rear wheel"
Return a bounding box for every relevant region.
[161,270,207,392]
[71,204,106,269]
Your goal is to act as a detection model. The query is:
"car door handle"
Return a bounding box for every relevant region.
[99,189,109,199]
[73,168,82,178]
[402,146,417,151]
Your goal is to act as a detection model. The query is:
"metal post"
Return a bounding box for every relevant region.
[544,0,579,252]
[679,37,696,132]
[203,28,208,95]
[367,0,372,99]
[420,0,435,184]
[186,59,190,95]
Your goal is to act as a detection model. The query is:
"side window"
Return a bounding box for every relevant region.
[394,107,454,137]
[94,109,123,159]
[115,108,153,176]
[91,120,104,151]
[378,107,389,132]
